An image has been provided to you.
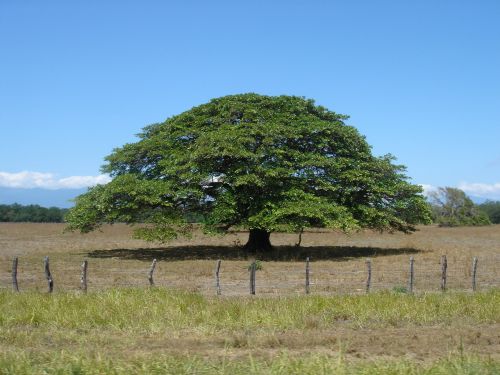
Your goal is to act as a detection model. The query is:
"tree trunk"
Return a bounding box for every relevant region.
[295,228,304,247]
[243,229,272,252]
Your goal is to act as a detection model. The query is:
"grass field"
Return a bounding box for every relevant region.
[0,224,499,373]
[0,289,499,374]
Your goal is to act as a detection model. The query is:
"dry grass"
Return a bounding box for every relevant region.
[0,223,498,294]
[1,289,499,364]
[0,223,500,373]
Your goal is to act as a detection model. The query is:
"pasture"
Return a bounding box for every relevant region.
[0,223,499,374]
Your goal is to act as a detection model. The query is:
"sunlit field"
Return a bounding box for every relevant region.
[1,223,499,295]
[0,223,499,374]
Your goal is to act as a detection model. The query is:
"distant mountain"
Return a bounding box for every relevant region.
[0,187,86,208]
[469,195,488,204]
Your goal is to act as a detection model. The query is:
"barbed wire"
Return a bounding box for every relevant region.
[1,256,498,295]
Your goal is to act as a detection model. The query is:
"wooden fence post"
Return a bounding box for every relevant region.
[80,260,88,293]
[471,257,478,292]
[305,257,310,294]
[12,257,19,292]
[440,255,447,292]
[249,261,256,295]
[148,259,157,287]
[215,259,222,295]
[408,256,415,294]
[365,259,372,294]
[44,256,53,293]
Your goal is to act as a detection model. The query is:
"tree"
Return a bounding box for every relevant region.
[66,94,431,251]
[477,200,500,224]
[429,187,491,226]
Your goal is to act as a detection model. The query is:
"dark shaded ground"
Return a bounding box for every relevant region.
[87,245,421,261]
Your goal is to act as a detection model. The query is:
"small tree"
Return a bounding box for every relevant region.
[66,94,431,250]
[429,187,491,226]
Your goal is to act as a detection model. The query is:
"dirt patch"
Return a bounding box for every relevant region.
[4,324,498,363]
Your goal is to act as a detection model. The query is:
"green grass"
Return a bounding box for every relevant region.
[0,351,499,375]
[1,289,499,374]
[1,288,499,332]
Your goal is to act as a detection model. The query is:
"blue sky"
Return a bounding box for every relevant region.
[1,1,499,207]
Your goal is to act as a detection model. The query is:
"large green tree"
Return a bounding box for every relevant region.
[66,94,431,250]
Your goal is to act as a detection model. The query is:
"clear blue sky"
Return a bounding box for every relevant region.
[1,0,499,205]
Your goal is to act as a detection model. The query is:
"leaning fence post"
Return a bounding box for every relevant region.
[148,259,157,287]
[305,257,310,294]
[80,260,88,293]
[365,259,372,294]
[440,255,447,292]
[44,256,53,293]
[12,257,19,292]
[408,256,415,294]
[471,257,478,292]
[249,261,256,295]
[214,259,222,295]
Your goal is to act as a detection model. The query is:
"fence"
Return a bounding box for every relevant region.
[2,254,499,296]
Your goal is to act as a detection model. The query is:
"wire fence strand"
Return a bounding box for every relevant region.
[1,256,499,295]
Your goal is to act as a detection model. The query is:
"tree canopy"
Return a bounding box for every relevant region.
[66,94,431,250]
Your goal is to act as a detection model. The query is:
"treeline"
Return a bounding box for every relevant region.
[428,187,500,226]
[2,195,499,226]
[0,204,68,223]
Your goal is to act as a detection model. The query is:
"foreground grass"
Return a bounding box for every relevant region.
[1,352,499,375]
[1,289,499,374]
[1,288,499,332]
